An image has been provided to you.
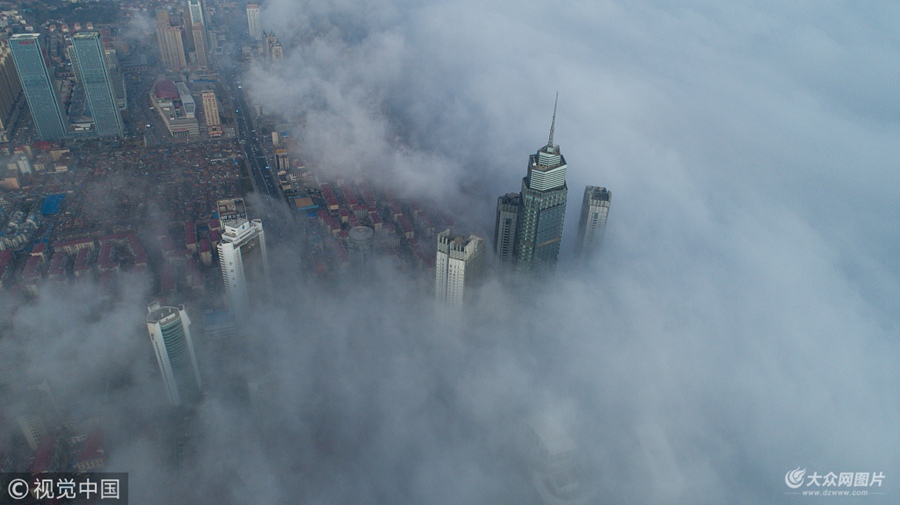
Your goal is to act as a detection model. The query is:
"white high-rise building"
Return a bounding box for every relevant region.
[146,303,202,406]
[574,186,611,259]
[217,215,271,316]
[246,3,262,40]
[435,229,485,310]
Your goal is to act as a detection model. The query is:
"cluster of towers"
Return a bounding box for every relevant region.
[493,95,611,274]
[436,95,612,309]
[245,3,283,62]
[155,0,211,71]
[146,198,273,407]
[7,32,125,141]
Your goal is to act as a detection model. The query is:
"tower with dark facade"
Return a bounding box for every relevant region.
[8,34,67,141]
[509,95,568,273]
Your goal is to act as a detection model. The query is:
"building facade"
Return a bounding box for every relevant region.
[8,34,67,141]
[0,42,24,142]
[70,32,124,138]
[514,98,567,273]
[574,186,611,260]
[494,193,520,264]
[201,90,221,136]
[146,303,202,406]
[103,48,127,110]
[348,225,375,271]
[247,4,262,40]
[188,0,209,68]
[156,10,187,70]
[435,229,485,310]
[217,217,271,317]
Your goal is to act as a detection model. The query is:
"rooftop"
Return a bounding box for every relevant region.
[154,80,179,100]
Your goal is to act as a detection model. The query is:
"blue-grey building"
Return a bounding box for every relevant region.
[8,34,67,141]
[514,96,568,273]
[70,32,123,138]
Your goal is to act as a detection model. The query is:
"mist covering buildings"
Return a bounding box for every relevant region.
[574,186,610,260]
[0,1,897,505]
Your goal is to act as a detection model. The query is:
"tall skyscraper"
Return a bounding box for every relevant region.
[435,229,485,310]
[0,41,24,142]
[574,186,611,260]
[514,95,568,273]
[167,27,188,70]
[188,0,209,68]
[270,41,283,61]
[187,0,205,32]
[263,31,276,59]
[103,48,126,110]
[70,32,124,138]
[494,193,520,264]
[246,3,262,40]
[146,302,202,406]
[348,225,375,272]
[8,34,67,141]
[156,10,187,70]
[201,90,221,136]
[217,199,271,317]
[191,23,209,67]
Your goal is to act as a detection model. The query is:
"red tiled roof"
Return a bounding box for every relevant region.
[154,80,179,100]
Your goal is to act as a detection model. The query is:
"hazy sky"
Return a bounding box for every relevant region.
[2,1,897,504]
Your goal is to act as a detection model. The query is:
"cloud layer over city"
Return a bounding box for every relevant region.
[248,1,900,502]
[2,1,898,504]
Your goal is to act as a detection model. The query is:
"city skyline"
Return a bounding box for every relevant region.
[0,1,896,504]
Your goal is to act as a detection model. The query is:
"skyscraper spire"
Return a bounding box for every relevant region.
[548,91,558,149]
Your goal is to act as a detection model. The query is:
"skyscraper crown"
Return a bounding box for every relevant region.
[537,93,562,167]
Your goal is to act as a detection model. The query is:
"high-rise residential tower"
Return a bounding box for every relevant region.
[166,26,188,69]
[191,23,209,67]
[217,199,271,317]
[270,41,283,61]
[70,32,124,138]
[574,186,611,260]
[514,95,568,273]
[8,34,67,141]
[435,229,485,310]
[246,3,262,40]
[348,225,375,272]
[201,90,221,136]
[146,302,202,406]
[494,193,520,264]
[188,0,209,67]
[156,10,187,70]
[104,48,127,110]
